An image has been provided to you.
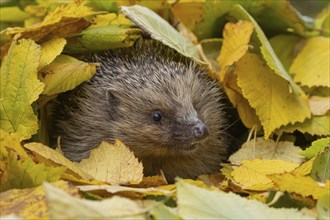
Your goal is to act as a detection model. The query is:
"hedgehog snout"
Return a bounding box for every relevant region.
[192,122,209,140]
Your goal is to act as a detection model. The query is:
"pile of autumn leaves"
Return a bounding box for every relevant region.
[0,0,329,219]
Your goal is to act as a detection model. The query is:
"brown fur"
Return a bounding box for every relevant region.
[52,40,229,182]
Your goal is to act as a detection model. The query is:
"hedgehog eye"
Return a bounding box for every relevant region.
[151,111,162,122]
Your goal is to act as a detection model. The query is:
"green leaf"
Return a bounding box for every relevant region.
[150,204,181,220]
[300,137,330,159]
[64,25,142,53]
[311,147,330,183]
[39,55,96,96]
[0,39,44,141]
[0,7,30,22]
[121,5,203,64]
[317,192,330,220]
[269,35,301,71]
[1,153,66,192]
[229,4,302,95]
[176,180,315,219]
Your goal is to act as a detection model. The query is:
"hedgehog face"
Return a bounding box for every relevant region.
[109,66,224,158]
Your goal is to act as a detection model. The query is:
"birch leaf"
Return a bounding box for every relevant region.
[217,20,254,81]
[311,148,330,183]
[77,140,143,185]
[176,180,314,220]
[0,130,28,160]
[277,113,330,136]
[236,53,311,138]
[300,137,330,159]
[44,182,146,220]
[231,159,299,189]
[308,96,330,116]
[0,181,77,219]
[3,0,95,42]
[39,38,66,69]
[317,192,330,220]
[269,173,330,200]
[229,4,301,94]
[39,54,96,96]
[290,37,330,88]
[1,153,66,192]
[0,39,44,141]
[121,5,202,63]
[24,142,92,180]
[229,138,305,165]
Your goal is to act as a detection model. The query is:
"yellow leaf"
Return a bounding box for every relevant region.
[0,39,44,141]
[39,54,96,96]
[1,153,66,192]
[290,37,330,88]
[277,112,330,136]
[308,96,330,116]
[77,140,143,185]
[292,157,316,176]
[4,0,95,42]
[231,159,299,189]
[269,173,330,199]
[39,38,67,69]
[217,20,254,81]
[236,53,311,138]
[0,181,78,219]
[222,71,260,128]
[91,13,134,27]
[44,182,146,219]
[0,130,28,160]
[0,7,30,22]
[24,142,91,180]
[229,138,305,165]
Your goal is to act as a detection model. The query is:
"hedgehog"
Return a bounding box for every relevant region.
[52,40,231,182]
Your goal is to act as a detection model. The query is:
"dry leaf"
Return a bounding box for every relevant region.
[77,140,143,185]
[231,159,299,190]
[229,138,305,165]
[269,173,330,200]
[0,181,77,219]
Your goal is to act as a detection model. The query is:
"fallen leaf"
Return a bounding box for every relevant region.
[24,142,91,180]
[3,0,95,42]
[300,137,330,159]
[229,4,302,94]
[176,180,314,219]
[121,5,203,64]
[293,157,316,176]
[229,138,305,165]
[39,54,96,96]
[217,20,254,81]
[269,173,330,200]
[77,140,143,185]
[308,96,330,116]
[316,192,330,220]
[150,203,180,220]
[277,113,330,136]
[0,181,77,219]
[269,35,301,70]
[1,153,66,192]
[0,130,28,160]
[311,148,330,183]
[231,159,299,189]
[290,37,330,88]
[44,182,146,219]
[39,38,67,69]
[0,39,44,141]
[236,52,311,138]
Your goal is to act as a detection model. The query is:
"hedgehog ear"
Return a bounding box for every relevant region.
[106,90,119,107]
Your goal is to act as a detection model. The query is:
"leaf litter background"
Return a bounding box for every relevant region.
[0,0,329,219]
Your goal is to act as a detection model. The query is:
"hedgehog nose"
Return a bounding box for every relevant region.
[193,123,209,140]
